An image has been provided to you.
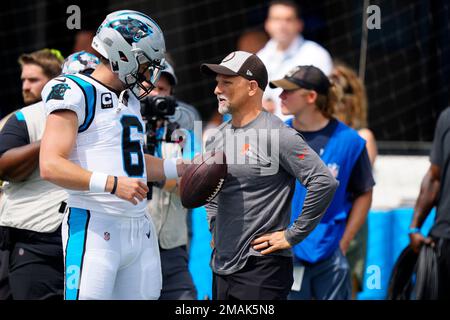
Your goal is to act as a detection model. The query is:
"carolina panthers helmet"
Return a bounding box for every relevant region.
[61,51,100,75]
[92,10,166,99]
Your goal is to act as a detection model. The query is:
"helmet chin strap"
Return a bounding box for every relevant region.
[116,90,130,113]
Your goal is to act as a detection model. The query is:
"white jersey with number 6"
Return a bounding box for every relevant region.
[42,73,148,217]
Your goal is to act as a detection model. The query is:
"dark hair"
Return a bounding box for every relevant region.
[269,0,302,19]
[18,49,64,79]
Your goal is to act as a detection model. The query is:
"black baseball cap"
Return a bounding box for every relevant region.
[201,51,268,90]
[269,65,331,95]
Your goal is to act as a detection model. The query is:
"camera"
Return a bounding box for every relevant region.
[140,95,181,199]
[140,95,200,199]
[140,95,182,155]
[140,95,177,120]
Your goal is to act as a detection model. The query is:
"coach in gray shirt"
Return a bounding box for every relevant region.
[201,51,338,300]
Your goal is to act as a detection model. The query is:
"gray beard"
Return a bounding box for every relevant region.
[218,104,230,115]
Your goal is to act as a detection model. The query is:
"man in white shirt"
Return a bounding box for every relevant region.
[257,0,332,121]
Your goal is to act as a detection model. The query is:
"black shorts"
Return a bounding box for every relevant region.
[213,255,293,300]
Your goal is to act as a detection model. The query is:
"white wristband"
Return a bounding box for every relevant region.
[89,172,108,193]
[163,158,179,180]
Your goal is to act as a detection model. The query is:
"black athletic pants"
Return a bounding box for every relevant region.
[0,249,11,300]
[213,255,293,300]
[0,226,11,300]
[8,227,64,300]
[159,245,197,300]
[436,238,450,300]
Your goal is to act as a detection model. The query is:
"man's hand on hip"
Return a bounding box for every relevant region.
[251,230,292,255]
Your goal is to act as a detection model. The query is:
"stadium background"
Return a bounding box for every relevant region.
[0,0,449,299]
[1,0,449,148]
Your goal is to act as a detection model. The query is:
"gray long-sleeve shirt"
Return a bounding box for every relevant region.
[205,111,338,275]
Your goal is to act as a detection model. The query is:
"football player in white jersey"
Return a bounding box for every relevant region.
[39,10,184,300]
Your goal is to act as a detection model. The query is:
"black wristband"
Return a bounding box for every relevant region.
[110,176,118,194]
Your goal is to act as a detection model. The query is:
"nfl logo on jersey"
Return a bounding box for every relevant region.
[104,232,111,241]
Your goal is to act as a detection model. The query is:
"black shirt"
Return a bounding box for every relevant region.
[0,112,29,156]
[295,118,375,198]
[430,107,450,239]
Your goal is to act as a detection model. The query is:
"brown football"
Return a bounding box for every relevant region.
[179,150,227,208]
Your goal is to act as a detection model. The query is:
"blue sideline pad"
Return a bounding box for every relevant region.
[358,207,435,300]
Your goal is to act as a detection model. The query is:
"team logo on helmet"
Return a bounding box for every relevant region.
[108,17,152,45]
[62,51,100,75]
[46,83,71,102]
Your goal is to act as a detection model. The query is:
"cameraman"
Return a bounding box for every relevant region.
[144,62,199,300]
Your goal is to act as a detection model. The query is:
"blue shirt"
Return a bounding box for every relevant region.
[297,119,374,198]
[287,118,374,263]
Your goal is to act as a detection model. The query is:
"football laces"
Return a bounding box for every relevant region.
[206,178,225,202]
